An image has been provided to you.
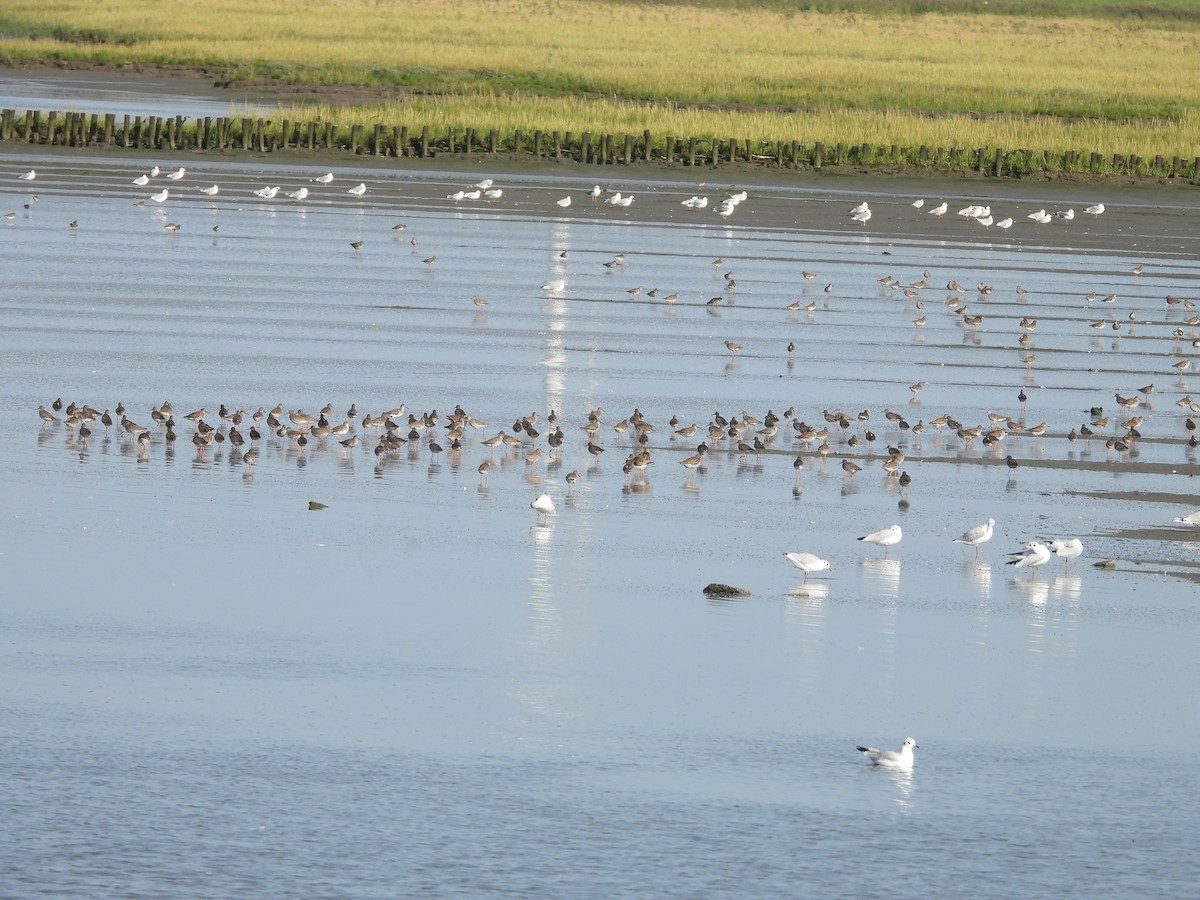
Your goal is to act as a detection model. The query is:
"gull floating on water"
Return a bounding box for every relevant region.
[783,551,830,583]
[347,183,367,196]
[858,524,902,556]
[1007,540,1052,576]
[856,737,918,769]
[953,518,995,557]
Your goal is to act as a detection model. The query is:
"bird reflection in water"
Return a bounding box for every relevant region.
[1051,574,1082,602]
[862,557,901,597]
[786,582,829,603]
[963,559,992,598]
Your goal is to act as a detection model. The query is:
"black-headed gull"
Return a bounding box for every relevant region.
[1007,540,1052,576]
[858,524,901,557]
[952,517,994,557]
[783,551,830,583]
[253,186,279,199]
[856,737,918,769]
[1046,538,1083,567]
[531,493,555,522]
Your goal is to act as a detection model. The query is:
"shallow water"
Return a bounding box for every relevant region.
[0,71,269,120]
[1,150,1198,897]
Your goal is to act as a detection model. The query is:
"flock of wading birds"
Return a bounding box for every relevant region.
[18,166,1200,582]
[36,393,1200,582]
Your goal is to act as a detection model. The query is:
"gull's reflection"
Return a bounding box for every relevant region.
[887,767,916,806]
[1051,574,1082,602]
[1016,577,1050,608]
[786,582,829,603]
[863,557,901,597]
[964,559,992,598]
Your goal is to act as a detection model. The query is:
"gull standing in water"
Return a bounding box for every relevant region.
[1172,510,1200,525]
[541,279,566,293]
[287,187,309,201]
[856,737,919,769]
[313,172,335,184]
[132,174,150,186]
[347,183,367,196]
[149,189,169,203]
[253,186,280,199]
[531,493,556,522]
[1046,538,1084,568]
[1007,541,1052,577]
[18,170,36,181]
[783,551,830,583]
[952,517,995,557]
[199,185,219,196]
[165,167,186,181]
[858,524,902,557]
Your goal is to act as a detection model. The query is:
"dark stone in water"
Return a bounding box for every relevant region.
[703,583,750,598]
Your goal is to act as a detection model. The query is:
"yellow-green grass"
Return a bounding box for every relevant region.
[1,0,1198,157]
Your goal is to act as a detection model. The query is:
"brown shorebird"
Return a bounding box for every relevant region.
[724,340,742,360]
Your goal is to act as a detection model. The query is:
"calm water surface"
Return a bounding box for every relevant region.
[1,150,1198,897]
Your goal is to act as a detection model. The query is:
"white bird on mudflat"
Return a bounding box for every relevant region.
[1027,208,1047,219]
[681,196,707,208]
[463,189,481,200]
[541,279,566,293]
[475,178,494,190]
[149,189,169,203]
[287,187,309,201]
[484,188,503,199]
[1054,208,1075,221]
[253,186,279,199]
[18,169,35,181]
[1046,538,1084,567]
[729,190,748,203]
[149,165,160,177]
[588,184,603,200]
[446,190,466,201]
[911,198,925,208]
[531,492,556,522]
[556,195,572,208]
[995,217,1013,230]
[199,185,219,196]
[958,204,984,218]
[347,183,367,196]
[953,518,995,557]
[1007,540,1052,576]
[783,551,831,583]
[715,200,736,217]
[856,737,919,769]
[1084,203,1105,215]
[1030,211,1053,224]
[605,192,623,206]
[1172,509,1200,525]
[850,201,869,215]
[312,172,335,184]
[165,167,186,181]
[977,215,993,227]
[851,209,872,224]
[858,524,901,556]
[612,194,634,207]
[132,174,150,186]
[928,201,948,217]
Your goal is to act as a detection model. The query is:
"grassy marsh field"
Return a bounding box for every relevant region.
[1,0,1198,163]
